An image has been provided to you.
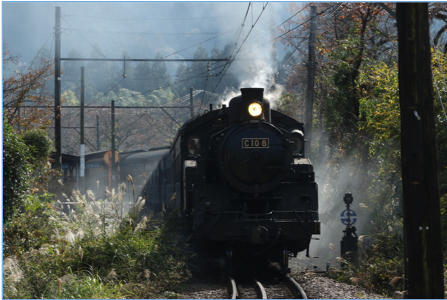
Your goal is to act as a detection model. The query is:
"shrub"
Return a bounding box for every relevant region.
[3,189,190,299]
[3,116,32,221]
[334,232,404,297]
[3,193,59,258]
[20,128,54,168]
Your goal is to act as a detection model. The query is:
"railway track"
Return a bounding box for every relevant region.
[228,274,307,299]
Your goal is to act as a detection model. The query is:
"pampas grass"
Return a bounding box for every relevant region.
[3,185,190,299]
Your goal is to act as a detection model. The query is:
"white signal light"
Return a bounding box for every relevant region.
[248,102,263,117]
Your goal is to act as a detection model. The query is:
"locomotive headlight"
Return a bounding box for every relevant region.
[290,129,304,155]
[248,102,263,117]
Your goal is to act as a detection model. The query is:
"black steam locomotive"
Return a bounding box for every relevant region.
[140,88,320,273]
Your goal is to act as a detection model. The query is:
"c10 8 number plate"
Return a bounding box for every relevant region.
[242,138,269,148]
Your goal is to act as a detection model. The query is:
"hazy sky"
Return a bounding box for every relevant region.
[2,1,303,67]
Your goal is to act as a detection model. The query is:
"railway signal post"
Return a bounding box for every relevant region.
[340,193,358,265]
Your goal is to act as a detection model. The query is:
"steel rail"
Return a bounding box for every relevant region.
[284,275,308,299]
[228,275,238,299]
[253,277,267,299]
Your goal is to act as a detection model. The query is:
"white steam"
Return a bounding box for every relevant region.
[218,40,285,107]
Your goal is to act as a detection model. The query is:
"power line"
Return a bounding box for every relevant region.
[161,28,238,59]
[71,28,224,36]
[29,32,54,69]
[275,5,332,41]
[62,14,226,21]
[61,16,108,59]
[199,2,269,113]
[276,3,312,31]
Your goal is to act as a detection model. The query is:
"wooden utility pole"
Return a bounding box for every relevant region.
[305,6,317,156]
[396,3,444,298]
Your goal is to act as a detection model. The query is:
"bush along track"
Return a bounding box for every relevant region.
[3,189,192,299]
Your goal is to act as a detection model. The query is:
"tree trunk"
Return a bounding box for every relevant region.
[396,3,444,299]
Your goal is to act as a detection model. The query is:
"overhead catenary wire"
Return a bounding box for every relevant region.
[196,3,256,113]
[57,3,271,117]
[252,3,335,75]
[96,3,260,113]
[59,6,236,91]
[275,5,333,42]
[231,3,269,60]
[253,2,312,49]
[29,32,54,69]
[61,11,236,61]
[87,62,231,106]
[72,29,224,36]
[61,16,108,59]
[62,14,226,21]
[161,28,238,59]
[198,2,269,114]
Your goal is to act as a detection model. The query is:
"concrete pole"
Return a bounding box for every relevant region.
[190,87,194,117]
[54,6,62,170]
[111,100,116,190]
[80,67,85,194]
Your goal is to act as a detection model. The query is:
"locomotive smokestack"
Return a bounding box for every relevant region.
[241,88,264,102]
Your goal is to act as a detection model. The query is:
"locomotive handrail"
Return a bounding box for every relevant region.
[240,211,275,221]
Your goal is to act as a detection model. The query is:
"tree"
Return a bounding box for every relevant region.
[172,62,192,96]
[148,52,171,91]
[280,3,397,155]
[190,45,209,91]
[133,62,151,93]
[62,48,84,92]
[85,46,120,96]
[3,43,54,130]
[430,3,447,54]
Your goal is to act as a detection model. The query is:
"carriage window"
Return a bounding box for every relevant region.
[188,136,200,156]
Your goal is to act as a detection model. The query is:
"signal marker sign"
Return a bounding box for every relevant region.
[340,209,357,226]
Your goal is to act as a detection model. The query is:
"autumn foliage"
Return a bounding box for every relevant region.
[3,42,54,130]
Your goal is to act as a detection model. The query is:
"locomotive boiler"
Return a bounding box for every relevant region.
[140,88,320,274]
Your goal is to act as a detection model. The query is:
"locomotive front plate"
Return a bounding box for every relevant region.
[242,138,269,148]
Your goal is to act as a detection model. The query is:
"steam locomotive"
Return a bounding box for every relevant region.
[140,88,320,273]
